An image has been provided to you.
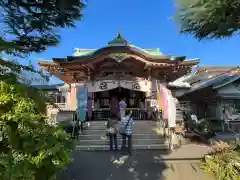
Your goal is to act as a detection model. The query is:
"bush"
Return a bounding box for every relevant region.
[201,141,240,180]
[0,70,74,180]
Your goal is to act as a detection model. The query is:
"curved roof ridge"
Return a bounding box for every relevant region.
[185,58,200,61]
[128,44,152,54]
[74,48,95,51]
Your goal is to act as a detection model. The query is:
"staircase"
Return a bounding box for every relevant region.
[76,121,170,151]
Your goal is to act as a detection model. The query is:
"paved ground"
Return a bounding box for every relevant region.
[58,144,215,180]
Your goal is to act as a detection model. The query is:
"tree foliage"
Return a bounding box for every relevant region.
[0,0,85,55]
[0,0,86,179]
[174,0,240,40]
[0,65,74,180]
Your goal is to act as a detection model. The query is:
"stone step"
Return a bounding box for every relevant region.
[87,124,158,130]
[87,128,158,132]
[78,121,169,151]
[78,138,168,146]
[75,143,170,151]
[88,123,158,127]
[81,130,160,135]
[79,133,163,140]
[88,121,158,125]
[86,122,158,128]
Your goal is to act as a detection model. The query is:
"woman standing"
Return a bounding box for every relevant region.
[106,114,118,151]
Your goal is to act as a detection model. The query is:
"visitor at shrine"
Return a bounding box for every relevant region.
[119,98,127,117]
[146,101,153,120]
[110,96,119,117]
[139,99,145,119]
[106,114,118,151]
[120,110,133,154]
[74,121,80,140]
[190,112,198,123]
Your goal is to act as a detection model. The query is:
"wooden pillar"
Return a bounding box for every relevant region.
[146,68,152,119]
[87,68,92,120]
[146,68,152,98]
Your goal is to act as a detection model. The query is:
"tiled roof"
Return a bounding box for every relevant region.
[187,68,240,93]
[32,83,64,90]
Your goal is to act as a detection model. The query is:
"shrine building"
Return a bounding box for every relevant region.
[38,33,240,134]
[38,32,199,123]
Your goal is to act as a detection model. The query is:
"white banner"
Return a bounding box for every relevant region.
[86,80,119,92]
[85,80,151,92]
[120,80,151,92]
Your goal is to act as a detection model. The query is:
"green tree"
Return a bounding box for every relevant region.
[0,68,73,180]
[0,0,85,179]
[174,0,240,40]
[0,0,85,55]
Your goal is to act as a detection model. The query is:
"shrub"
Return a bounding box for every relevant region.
[0,69,74,180]
[201,142,240,180]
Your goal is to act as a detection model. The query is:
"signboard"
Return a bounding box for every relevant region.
[77,85,88,121]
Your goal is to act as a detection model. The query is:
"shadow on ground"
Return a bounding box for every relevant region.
[58,150,170,180]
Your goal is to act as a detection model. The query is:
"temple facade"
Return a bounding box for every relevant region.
[38,33,240,133]
[38,33,198,123]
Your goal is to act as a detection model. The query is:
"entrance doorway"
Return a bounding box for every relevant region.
[92,87,147,120]
[95,87,145,109]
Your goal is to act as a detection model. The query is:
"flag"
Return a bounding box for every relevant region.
[156,80,163,111]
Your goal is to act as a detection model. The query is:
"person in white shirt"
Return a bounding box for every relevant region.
[190,112,198,123]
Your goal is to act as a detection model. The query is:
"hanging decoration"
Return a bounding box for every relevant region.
[99,82,108,90]
[133,83,140,90]
[85,79,151,92]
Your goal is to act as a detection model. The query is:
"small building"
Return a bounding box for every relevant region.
[177,67,240,133]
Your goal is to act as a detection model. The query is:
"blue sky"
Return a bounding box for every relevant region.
[26,0,239,82]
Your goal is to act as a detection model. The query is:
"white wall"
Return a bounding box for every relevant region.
[47,107,74,124]
[56,111,74,122]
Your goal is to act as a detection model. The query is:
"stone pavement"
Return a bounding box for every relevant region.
[58,144,215,180]
[163,143,214,159]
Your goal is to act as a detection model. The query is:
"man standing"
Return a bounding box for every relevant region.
[120,110,133,154]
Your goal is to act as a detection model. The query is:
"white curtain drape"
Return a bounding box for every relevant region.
[86,80,119,92]
[85,80,151,92]
[120,80,151,92]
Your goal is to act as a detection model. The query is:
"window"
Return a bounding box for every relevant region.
[56,95,61,103]
[62,96,66,103]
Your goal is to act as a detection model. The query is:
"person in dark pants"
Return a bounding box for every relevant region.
[120,110,133,155]
[74,121,80,140]
[106,114,118,151]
